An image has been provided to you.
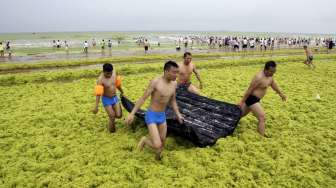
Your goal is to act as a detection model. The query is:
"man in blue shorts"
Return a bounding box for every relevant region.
[92,63,124,133]
[125,61,184,160]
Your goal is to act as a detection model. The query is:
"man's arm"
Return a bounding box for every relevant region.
[92,76,103,114]
[117,86,124,95]
[193,65,203,89]
[115,72,124,95]
[271,79,287,101]
[170,91,183,124]
[125,80,156,125]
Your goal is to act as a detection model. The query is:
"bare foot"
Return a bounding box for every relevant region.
[137,136,146,152]
[155,152,162,161]
[108,123,116,133]
[257,129,265,137]
[264,134,271,138]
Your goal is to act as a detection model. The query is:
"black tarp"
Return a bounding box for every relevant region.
[121,86,241,147]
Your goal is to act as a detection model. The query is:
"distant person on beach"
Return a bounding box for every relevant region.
[184,37,188,50]
[176,40,181,51]
[64,41,69,54]
[92,39,97,47]
[101,39,106,50]
[52,40,56,48]
[327,39,334,54]
[108,40,112,55]
[249,38,255,49]
[100,39,106,54]
[242,38,248,52]
[84,41,89,54]
[144,39,150,54]
[0,42,4,57]
[108,40,112,49]
[56,40,61,48]
[6,41,12,57]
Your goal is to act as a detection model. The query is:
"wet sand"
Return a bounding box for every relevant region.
[0,48,219,64]
[0,46,308,64]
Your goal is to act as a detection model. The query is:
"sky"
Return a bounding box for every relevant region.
[0,0,335,34]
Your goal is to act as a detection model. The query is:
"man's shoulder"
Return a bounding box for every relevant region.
[98,73,104,79]
[151,76,162,85]
[170,80,177,86]
[255,72,264,80]
[97,74,104,84]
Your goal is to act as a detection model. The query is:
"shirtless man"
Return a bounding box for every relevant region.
[239,61,287,136]
[303,45,315,69]
[125,61,183,160]
[178,52,203,94]
[92,63,124,133]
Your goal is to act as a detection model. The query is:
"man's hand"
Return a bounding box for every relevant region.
[238,101,244,109]
[92,106,98,114]
[177,113,184,124]
[125,114,135,125]
[279,93,287,102]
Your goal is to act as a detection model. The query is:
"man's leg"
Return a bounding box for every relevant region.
[112,102,122,119]
[249,103,266,136]
[188,84,200,95]
[158,123,167,150]
[104,105,116,133]
[240,102,251,117]
[137,124,163,160]
[310,61,315,69]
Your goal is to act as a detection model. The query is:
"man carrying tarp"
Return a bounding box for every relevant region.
[239,61,287,136]
[178,52,203,94]
[125,61,184,160]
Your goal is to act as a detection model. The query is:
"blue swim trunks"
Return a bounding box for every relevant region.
[145,109,166,126]
[102,96,119,107]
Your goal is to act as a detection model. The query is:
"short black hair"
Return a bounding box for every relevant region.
[183,52,192,58]
[164,60,178,71]
[264,61,276,70]
[103,63,113,72]
[303,45,308,49]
